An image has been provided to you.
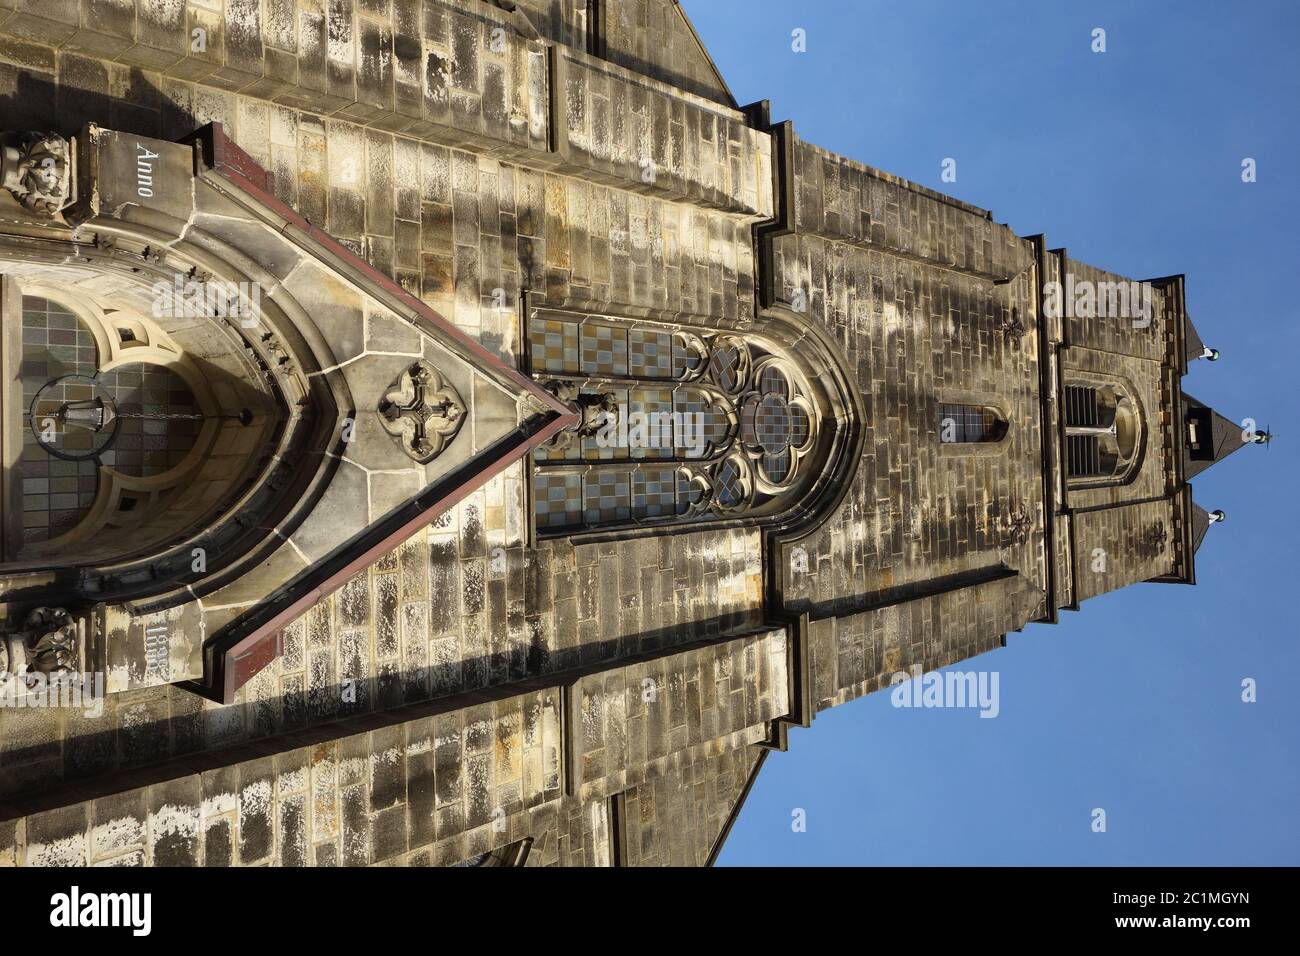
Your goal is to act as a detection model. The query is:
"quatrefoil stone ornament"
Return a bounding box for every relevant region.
[378,361,465,464]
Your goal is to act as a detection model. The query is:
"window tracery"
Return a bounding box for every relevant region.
[4,285,248,562]
[528,313,826,534]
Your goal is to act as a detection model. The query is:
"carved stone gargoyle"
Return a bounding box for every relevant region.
[540,382,619,453]
[0,131,73,218]
[0,607,80,687]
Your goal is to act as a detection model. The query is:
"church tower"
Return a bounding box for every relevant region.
[0,0,1262,866]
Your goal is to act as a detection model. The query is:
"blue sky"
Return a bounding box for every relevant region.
[683,0,1300,865]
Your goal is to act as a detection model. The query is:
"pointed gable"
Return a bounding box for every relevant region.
[191,125,578,701]
[76,122,578,702]
[1191,503,1214,553]
[1182,392,1253,480]
[600,0,739,107]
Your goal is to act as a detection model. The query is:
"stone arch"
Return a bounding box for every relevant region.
[526,301,864,542]
[2,122,575,703]
[0,195,347,610]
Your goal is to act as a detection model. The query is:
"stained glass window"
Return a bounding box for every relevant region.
[938,403,1007,444]
[528,312,822,534]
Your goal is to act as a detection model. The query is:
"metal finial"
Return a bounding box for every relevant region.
[1209,509,1226,523]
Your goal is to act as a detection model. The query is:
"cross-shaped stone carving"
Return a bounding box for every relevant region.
[378,361,465,464]
[1002,504,1034,545]
[1143,521,1167,552]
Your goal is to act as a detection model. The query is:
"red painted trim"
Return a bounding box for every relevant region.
[218,413,570,703]
[208,129,275,195]
[188,124,577,702]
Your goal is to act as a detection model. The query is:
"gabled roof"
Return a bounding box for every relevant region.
[1190,503,1214,553]
[1182,392,1254,480]
[670,0,740,108]
[191,125,578,702]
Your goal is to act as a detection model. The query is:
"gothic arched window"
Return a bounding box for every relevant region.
[938,403,1008,444]
[526,304,856,537]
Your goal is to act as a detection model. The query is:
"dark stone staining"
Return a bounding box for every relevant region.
[148,778,201,866]
[280,794,308,866]
[314,841,339,867]
[407,749,437,848]
[369,726,407,812]
[204,817,233,867]
[238,761,274,864]
[26,804,88,864]
[340,782,370,866]
[371,804,408,862]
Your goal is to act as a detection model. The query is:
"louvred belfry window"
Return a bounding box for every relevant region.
[1064,385,1102,477]
[1062,381,1142,485]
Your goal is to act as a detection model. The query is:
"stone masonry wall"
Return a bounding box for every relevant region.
[791,137,1023,281]
[771,233,1046,620]
[772,136,1044,623]
[1061,256,1167,363]
[622,742,763,866]
[0,1,1153,866]
[600,0,733,108]
[510,0,587,50]
[806,571,1042,714]
[0,520,764,799]
[0,0,771,796]
[572,628,787,803]
[1070,498,1177,603]
[0,626,787,865]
